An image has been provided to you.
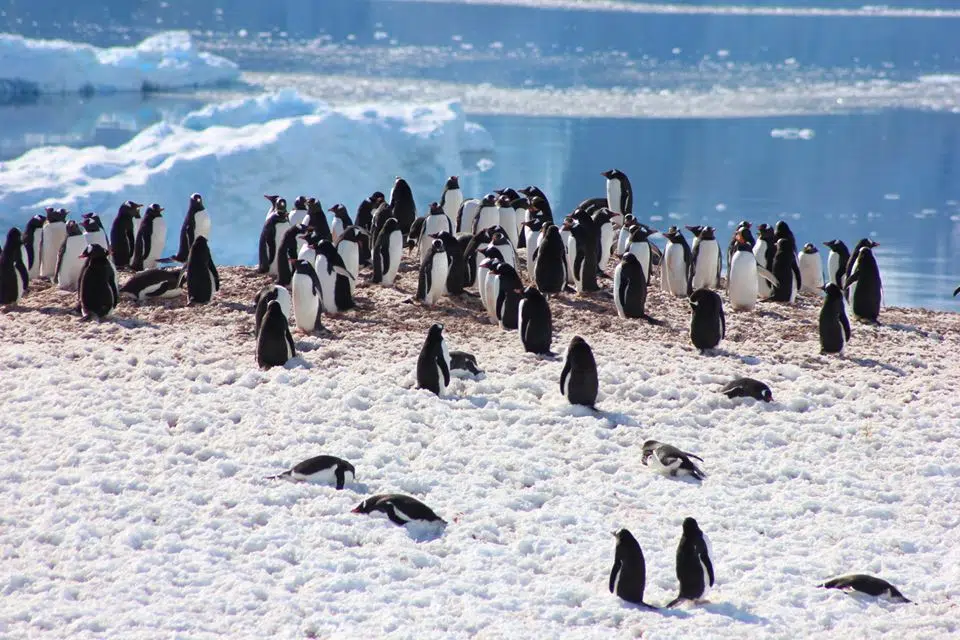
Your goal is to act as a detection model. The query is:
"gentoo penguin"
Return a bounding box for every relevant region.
[819,283,851,354]
[131,204,166,271]
[440,176,463,229]
[753,223,777,297]
[297,231,319,264]
[39,207,68,279]
[641,440,706,481]
[462,227,495,289]
[431,231,465,296]
[522,218,547,280]
[487,229,516,270]
[846,242,882,323]
[728,238,777,311]
[256,299,296,369]
[328,203,353,244]
[518,286,553,355]
[689,288,725,352]
[265,455,356,489]
[336,226,366,295]
[627,224,659,285]
[0,228,29,305]
[472,194,500,235]
[450,351,483,377]
[609,529,657,609]
[314,240,354,314]
[76,244,118,320]
[415,202,454,258]
[417,238,449,307]
[276,223,304,287]
[290,196,309,229]
[662,227,692,297]
[173,193,208,262]
[355,191,385,233]
[564,219,601,293]
[688,226,721,290]
[561,210,595,286]
[508,196,530,249]
[560,336,598,408]
[954,285,960,297]
[22,214,46,280]
[727,220,753,273]
[119,268,182,301]
[351,494,446,527]
[592,208,617,275]
[823,239,850,288]
[390,177,417,238]
[416,323,452,396]
[491,262,524,330]
[304,197,332,243]
[56,221,87,291]
[526,194,554,226]
[719,377,773,402]
[477,253,502,320]
[81,213,110,251]
[109,201,142,269]
[370,202,396,247]
[180,236,219,304]
[496,194,520,249]
[765,238,801,303]
[290,259,324,334]
[577,197,607,216]
[798,243,823,293]
[254,284,292,336]
[845,238,878,282]
[616,214,637,257]
[372,217,403,286]
[774,219,797,249]
[533,224,568,295]
[666,517,715,608]
[455,198,481,234]
[263,194,280,221]
[602,168,633,224]
[258,200,291,277]
[818,575,911,603]
[613,253,652,321]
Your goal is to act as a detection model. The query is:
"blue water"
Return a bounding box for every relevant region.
[1,0,958,309]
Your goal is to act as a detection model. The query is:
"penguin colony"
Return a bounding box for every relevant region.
[0,170,922,608]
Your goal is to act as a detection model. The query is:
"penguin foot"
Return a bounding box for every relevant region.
[79,314,93,322]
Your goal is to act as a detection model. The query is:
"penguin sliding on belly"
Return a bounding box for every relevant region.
[352,494,445,527]
[641,440,706,481]
[265,455,355,490]
[818,574,912,604]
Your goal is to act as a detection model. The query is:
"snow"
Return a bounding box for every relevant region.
[1,266,959,638]
[0,31,239,97]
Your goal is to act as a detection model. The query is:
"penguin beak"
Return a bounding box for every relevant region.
[350,506,363,514]
[610,531,618,537]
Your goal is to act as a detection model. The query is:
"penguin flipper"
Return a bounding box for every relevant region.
[840,309,852,342]
[954,285,960,297]
[285,327,296,360]
[757,266,779,288]
[210,259,220,291]
[559,359,570,395]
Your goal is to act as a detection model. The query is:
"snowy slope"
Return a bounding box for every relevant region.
[0,267,958,639]
[0,31,239,96]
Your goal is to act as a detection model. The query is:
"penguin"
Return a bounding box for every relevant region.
[351,494,445,527]
[265,455,355,489]
[455,198,481,234]
[297,231,320,264]
[518,286,553,356]
[954,285,960,297]
[81,213,110,252]
[290,196,309,229]
[522,218,547,280]
[75,244,118,320]
[689,288,725,352]
[818,575,911,603]
[765,238,801,303]
[488,229,516,270]
[314,241,354,314]
[727,220,753,273]
[472,194,500,235]
[560,336,598,408]
[304,197,333,243]
[564,219,601,293]
[688,225,721,290]
[372,217,403,286]
[823,239,850,288]
[258,201,291,277]
[256,299,296,369]
[797,243,823,293]
[328,203,353,245]
[276,223,304,287]
[641,440,706,481]
[254,284,292,336]
[415,202,454,258]
[774,219,797,249]
[21,214,46,280]
[613,253,653,321]
[131,203,166,271]
[263,194,280,221]
[173,193,208,262]
[626,224,659,285]
[845,238,879,282]
[609,529,657,609]
[819,283,851,354]
[55,221,87,291]
[753,223,777,297]
[440,176,463,229]
[179,236,219,305]
[390,176,417,238]
[602,168,633,225]
[492,262,523,330]
[666,517,715,608]
[109,201,142,269]
[462,228,494,289]
[846,243,882,323]
[728,238,778,311]
[561,211,593,286]
[477,253,502,321]
[290,259,324,334]
[719,377,773,402]
[39,207,68,279]
[370,202,396,247]
[0,228,29,305]
[615,214,637,257]
[119,268,182,301]
[662,227,692,297]
[517,185,549,203]
[416,323,452,396]
[449,351,483,377]
[431,231,465,296]
[576,197,607,217]
[417,238,449,307]
[336,226,366,295]
[526,194,554,226]
[533,224,568,295]
[355,191,385,232]
[508,196,530,249]
[496,194,520,249]
[592,207,616,275]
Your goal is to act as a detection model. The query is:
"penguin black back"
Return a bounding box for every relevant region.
[689,288,725,352]
[609,528,656,609]
[846,245,882,323]
[304,197,332,242]
[351,494,445,526]
[666,517,715,608]
[533,224,567,294]
[256,299,296,369]
[519,286,553,355]
[0,228,29,305]
[390,177,416,238]
[355,191,385,232]
[77,243,118,319]
[174,193,206,262]
[431,231,465,295]
[719,377,772,402]
[823,239,850,287]
[614,253,650,320]
[766,237,801,302]
[818,574,911,603]
[110,201,142,269]
[560,336,598,407]
[416,323,451,396]
[819,283,851,354]
[181,236,219,304]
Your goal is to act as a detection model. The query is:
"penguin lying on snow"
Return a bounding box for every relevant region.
[641,440,706,481]
[449,351,483,377]
[666,517,715,608]
[119,268,182,301]
[818,574,912,603]
[265,455,355,490]
[719,377,772,402]
[609,528,657,609]
[352,494,445,527]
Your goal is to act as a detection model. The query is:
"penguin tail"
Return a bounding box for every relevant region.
[639,601,659,611]
[641,313,663,326]
[264,470,293,480]
[665,596,685,609]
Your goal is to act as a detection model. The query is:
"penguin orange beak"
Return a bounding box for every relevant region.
[350,506,362,513]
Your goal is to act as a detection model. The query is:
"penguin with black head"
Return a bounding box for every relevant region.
[109,201,142,269]
[256,300,296,369]
[560,336,598,408]
[819,283,851,354]
[689,288,725,352]
[666,517,715,608]
[0,228,30,305]
[609,529,657,609]
[179,236,219,305]
[416,323,452,396]
[77,244,118,320]
[518,286,553,356]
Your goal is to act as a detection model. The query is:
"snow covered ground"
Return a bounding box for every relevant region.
[1,264,958,638]
[0,31,239,96]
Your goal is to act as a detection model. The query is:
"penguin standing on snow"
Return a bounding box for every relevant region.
[518,286,553,355]
[109,201,142,269]
[823,239,850,288]
[179,236,219,305]
[641,440,706,481]
[689,288,725,352]
[76,244,118,320]
[819,283,852,354]
[719,377,773,402]
[728,237,777,311]
[0,228,29,305]
[351,494,445,527]
[119,269,182,301]
[253,284,292,336]
[440,176,463,229]
[613,253,652,321]
[688,226,721,290]
[258,200,291,277]
[172,193,209,262]
[39,207,69,279]
[266,455,355,489]
[372,218,403,286]
[131,204,166,271]
[662,227,692,297]
[818,575,911,603]
[56,221,87,291]
[753,223,777,297]
[846,242,882,323]
[256,300,296,369]
[290,259,324,334]
[22,214,46,280]
[533,224,568,295]
[609,529,657,609]
[765,238,801,303]
[390,177,417,239]
[416,323,452,396]
[602,168,633,225]
[560,336,598,408]
[417,238,449,307]
[666,517,715,608]
[336,226,366,295]
[314,240,355,314]
[798,243,824,293]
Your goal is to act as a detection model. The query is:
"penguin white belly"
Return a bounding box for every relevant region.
[298,245,316,263]
[475,208,499,234]
[83,230,108,249]
[420,215,450,257]
[292,273,321,333]
[331,218,345,244]
[613,262,625,318]
[314,256,338,314]
[564,232,577,285]
[498,244,516,270]
[144,218,167,269]
[798,253,823,293]
[477,266,490,307]
[485,274,500,321]
[288,210,306,230]
[663,245,686,296]
[691,240,720,290]
[57,237,86,290]
[272,286,292,320]
[728,252,759,310]
[598,223,614,272]
[437,338,451,394]
[457,199,479,234]
[270,221,291,276]
[195,210,212,240]
[827,251,840,287]
[40,223,67,278]
[524,230,540,280]
[499,208,519,248]
[442,189,463,228]
[627,242,651,283]
[606,180,622,215]
[337,242,360,295]
[517,299,527,345]
[384,232,403,285]
[26,236,42,279]
[425,254,449,306]
[754,241,772,297]
[616,227,631,256]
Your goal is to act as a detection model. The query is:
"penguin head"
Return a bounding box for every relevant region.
[46,208,69,223]
[351,496,383,514]
[381,217,400,233]
[601,169,624,181]
[774,220,792,238]
[613,528,639,547]
[274,198,289,216]
[264,194,280,205]
[621,253,641,267]
[426,323,445,342]
[622,214,636,227]
[306,197,323,215]
[802,243,818,254]
[189,193,205,212]
[429,202,444,216]
[700,226,716,240]
[65,220,82,236]
[640,439,661,464]
[293,196,308,211]
[28,214,46,228]
[629,225,654,243]
[528,196,546,213]
[146,203,164,218]
[478,257,498,271]
[80,243,108,260]
[4,227,23,248]
[445,176,460,190]
[80,216,100,233]
[120,201,143,219]
[681,517,701,536]
[431,239,445,253]
[568,335,588,349]
[758,225,775,241]
[495,194,513,208]
[737,220,752,230]
[343,226,368,242]
[521,285,542,300]
[370,191,386,205]
[293,259,315,276]
[823,239,842,251]
[593,208,615,225]
[480,194,497,207]
[498,187,520,201]
[685,225,704,237]
[191,236,210,251]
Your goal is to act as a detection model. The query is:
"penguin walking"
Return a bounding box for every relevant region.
[39,207,68,279]
[518,286,553,355]
[688,226,721,290]
[533,224,568,295]
[336,226,366,295]
[764,238,801,303]
[81,213,110,252]
[565,219,601,293]
[609,529,657,609]
[492,262,524,330]
[440,176,463,229]
[641,440,706,480]
[417,238,449,307]
[131,204,166,271]
[179,236,219,304]
[560,336,598,408]
[719,377,773,402]
[109,201,142,269]
[328,203,353,245]
[613,253,652,321]
[819,283,851,354]
[0,228,29,305]
[661,227,692,297]
[56,221,87,291]
[823,239,850,288]
[266,455,355,490]
[314,241,354,314]
[602,168,633,225]
[351,494,445,527]
[728,238,777,311]
[798,243,823,293]
[416,323,452,396]
[846,243,882,323]
[689,288,725,352]
[258,201,291,277]
[119,268,182,301]
[753,223,777,298]
[666,517,715,608]
[171,193,208,262]
[254,284,292,336]
[390,177,417,239]
[76,244,119,320]
[290,259,324,334]
[372,218,403,286]
[818,575,911,603]
[21,214,46,280]
[256,300,296,369]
